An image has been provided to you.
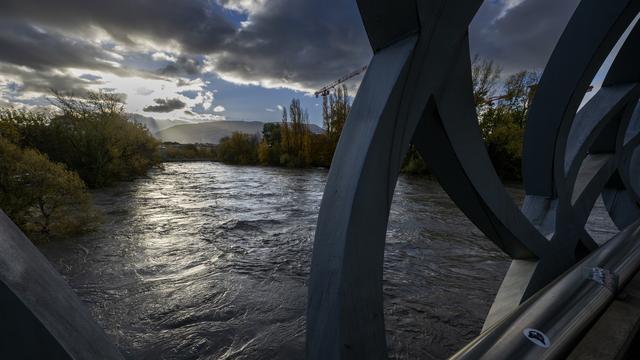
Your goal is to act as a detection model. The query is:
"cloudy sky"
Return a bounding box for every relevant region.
[0,0,583,125]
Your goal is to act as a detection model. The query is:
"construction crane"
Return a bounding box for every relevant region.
[314,65,368,98]
[478,84,545,106]
[480,94,510,105]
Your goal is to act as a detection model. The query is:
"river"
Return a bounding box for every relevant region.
[37,162,618,359]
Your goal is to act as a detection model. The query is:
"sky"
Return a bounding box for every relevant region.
[0,0,588,126]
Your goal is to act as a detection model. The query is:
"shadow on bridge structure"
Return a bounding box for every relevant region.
[307,0,640,359]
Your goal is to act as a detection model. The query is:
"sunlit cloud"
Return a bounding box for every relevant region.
[151,52,177,62]
[195,91,215,110]
[80,71,210,120]
[217,0,267,14]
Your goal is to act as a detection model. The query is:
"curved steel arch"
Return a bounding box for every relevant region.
[307,0,640,358]
[0,211,123,359]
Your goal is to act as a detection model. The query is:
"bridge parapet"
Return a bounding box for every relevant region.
[307,0,640,358]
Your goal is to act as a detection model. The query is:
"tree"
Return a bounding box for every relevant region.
[0,137,97,240]
[258,140,270,165]
[472,55,502,107]
[262,122,282,145]
[280,106,290,158]
[401,145,429,175]
[2,91,161,187]
[478,70,540,180]
[322,85,351,158]
[160,143,216,161]
[260,123,283,165]
[502,70,539,128]
[217,132,259,165]
[309,132,333,167]
[479,107,523,180]
[279,99,313,167]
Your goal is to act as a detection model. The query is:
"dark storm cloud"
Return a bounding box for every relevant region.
[0,22,123,72]
[2,0,358,91]
[213,0,581,90]
[159,56,205,76]
[143,98,187,113]
[0,0,235,54]
[470,0,581,72]
[0,22,136,95]
[0,63,102,96]
[79,74,103,81]
[0,0,586,96]
[212,0,372,90]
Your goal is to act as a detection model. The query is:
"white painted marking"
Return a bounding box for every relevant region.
[523,328,550,348]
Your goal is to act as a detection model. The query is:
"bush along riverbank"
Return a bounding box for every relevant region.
[160,143,217,162]
[215,87,349,168]
[0,91,161,241]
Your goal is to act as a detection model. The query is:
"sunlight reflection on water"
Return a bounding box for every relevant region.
[38,162,618,359]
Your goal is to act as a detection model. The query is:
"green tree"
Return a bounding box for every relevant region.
[501,70,539,128]
[279,99,313,167]
[160,143,216,161]
[401,145,429,175]
[0,111,21,143]
[309,133,333,167]
[1,91,161,187]
[478,70,539,180]
[262,122,282,145]
[479,107,523,180]
[322,85,351,159]
[217,132,259,165]
[0,137,97,240]
[258,140,270,165]
[398,57,537,179]
[472,55,502,107]
[280,107,290,159]
[259,123,283,165]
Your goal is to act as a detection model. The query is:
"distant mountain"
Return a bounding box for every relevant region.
[127,113,190,135]
[156,120,325,144]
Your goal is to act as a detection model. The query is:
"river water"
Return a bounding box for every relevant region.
[38,162,618,359]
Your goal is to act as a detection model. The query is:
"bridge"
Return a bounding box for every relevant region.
[1,0,640,359]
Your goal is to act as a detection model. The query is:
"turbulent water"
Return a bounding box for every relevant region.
[38,162,618,359]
